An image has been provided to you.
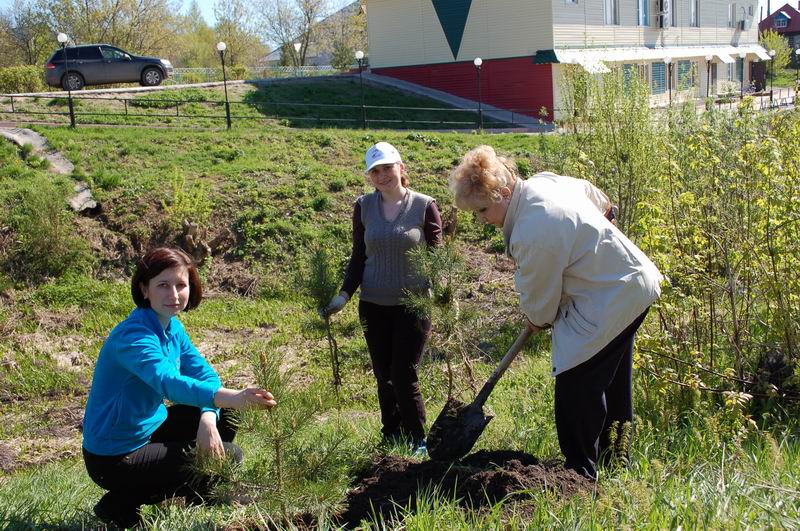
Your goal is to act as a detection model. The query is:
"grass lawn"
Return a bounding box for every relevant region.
[0,122,798,529]
[0,79,518,130]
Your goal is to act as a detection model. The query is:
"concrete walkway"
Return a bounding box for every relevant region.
[3,79,246,98]
[0,126,73,174]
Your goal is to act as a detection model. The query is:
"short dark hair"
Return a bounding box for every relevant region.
[131,247,203,311]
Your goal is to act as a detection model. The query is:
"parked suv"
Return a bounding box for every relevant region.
[45,44,173,91]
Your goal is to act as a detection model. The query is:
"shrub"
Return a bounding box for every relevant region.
[0,66,47,94]
[3,179,94,282]
[229,65,248,80]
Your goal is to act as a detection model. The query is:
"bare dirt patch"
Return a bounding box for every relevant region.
[0,400,84,474]
[337,450,592,527]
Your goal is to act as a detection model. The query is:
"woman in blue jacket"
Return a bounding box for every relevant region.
[82,247,277,528]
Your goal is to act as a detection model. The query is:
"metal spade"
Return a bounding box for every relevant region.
[427,327,534,461]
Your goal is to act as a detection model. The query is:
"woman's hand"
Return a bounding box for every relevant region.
[213,387,277,410]
[322,291,350,317]
[196,411,225,459]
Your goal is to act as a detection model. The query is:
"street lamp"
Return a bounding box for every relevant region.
[217,41,231,129]
[795,49,800,90]
[355,50,366,129]
[473,57,483,130]
[664,56,672,105]
[293,42,302,76]
[57,32,75,127]
[769,48,776,105]
[705,54,713,99]
[738,51,746,99]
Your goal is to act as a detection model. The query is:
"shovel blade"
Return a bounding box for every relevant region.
[427,398,494,461]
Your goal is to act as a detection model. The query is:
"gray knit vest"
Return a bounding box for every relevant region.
[359,189,433,306]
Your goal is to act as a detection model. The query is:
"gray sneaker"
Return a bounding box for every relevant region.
[411,439,428,459]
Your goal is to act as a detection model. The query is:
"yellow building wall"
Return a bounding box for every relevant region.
[365,0,554,68]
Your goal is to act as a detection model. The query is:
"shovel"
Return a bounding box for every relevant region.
[427,326,534,461]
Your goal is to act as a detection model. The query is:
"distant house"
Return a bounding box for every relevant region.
[364,0,768,119]
[758,3,800,63]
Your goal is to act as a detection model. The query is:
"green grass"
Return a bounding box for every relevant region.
[1,110,800,528]
[0,81,517,130]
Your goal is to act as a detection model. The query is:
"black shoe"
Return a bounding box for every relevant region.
[94,496,141,529]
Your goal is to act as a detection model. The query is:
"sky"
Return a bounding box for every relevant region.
[0,0,788,25]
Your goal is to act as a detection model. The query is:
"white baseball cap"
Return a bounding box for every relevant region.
[365,142,402,173]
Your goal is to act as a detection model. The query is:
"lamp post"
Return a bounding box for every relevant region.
[293,42,302,77]
[705,54,713,99]
[664,56,672,105]
[355,50,366,129]
[769,48,776,105]
[473,57,483,130]
[217,41,231,130]
[739,51,746,99]
[795,49,800,94]
[57,32,75,127]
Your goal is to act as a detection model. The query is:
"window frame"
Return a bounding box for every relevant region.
[605,0,620,25]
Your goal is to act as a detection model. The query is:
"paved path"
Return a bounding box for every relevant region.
[3,79,246,98]
[0,126,73,174]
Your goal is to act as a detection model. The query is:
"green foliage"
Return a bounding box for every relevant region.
[161,169,214,231]
[760,30,791,70]
[0,66,46,93]
[1,178,93,282]
[330,41,355,72]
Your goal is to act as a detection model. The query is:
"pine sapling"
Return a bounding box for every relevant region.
[304,245,342,399]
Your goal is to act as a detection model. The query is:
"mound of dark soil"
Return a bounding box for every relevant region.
[338,450,592,528]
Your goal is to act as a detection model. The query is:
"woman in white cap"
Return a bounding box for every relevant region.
[449,145,662,479]
[325,142,442,456]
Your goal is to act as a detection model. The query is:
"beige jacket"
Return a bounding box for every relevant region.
[502,173,662,376]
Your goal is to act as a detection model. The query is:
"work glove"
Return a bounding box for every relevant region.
[323,291,350,317]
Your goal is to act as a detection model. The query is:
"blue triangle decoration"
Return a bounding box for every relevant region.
[432,0,473,60]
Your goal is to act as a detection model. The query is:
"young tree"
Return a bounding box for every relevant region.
[256,0,331,66]
[317,1,366,70]
[760,29,791,70]
[1,0,52,66]
[214,0,266,66]
[172,0,218,67]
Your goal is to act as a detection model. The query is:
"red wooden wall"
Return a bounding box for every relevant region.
[373,57,554,120]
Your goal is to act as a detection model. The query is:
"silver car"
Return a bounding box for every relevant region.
[45,44,173,90]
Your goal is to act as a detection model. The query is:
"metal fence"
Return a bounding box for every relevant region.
[0,92,543,130]
[165,66,336,85]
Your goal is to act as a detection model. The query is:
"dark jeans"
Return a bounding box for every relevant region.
[83,405,241,523]
[359,300,431,441]
[554,309,649,479]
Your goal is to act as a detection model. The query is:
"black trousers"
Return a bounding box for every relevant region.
[554,309,649,479]
[83,405,241,521]
[359,300,431,441]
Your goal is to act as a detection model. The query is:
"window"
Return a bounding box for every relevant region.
[565,0,578,4]
[652,62,666,94]
[672,0,678,26]
[605,0,619,24]
[690,0,699,26]
[775,17,788,29]
[76,47,102,60]
[100,47,128,61]
[677,60,695,89]
[638,0,650,25]
[728,3,736,28]
[729,58,744,82]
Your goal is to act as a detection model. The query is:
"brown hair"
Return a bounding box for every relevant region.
[131,247,203,311]
[448,145,518,210]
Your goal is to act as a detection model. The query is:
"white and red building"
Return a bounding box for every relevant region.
[364,0,769,119]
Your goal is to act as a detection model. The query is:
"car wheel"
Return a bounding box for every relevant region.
[141,67,163,87]
[61,72,84,91]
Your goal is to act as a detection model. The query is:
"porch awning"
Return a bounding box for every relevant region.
[533,44,771,72]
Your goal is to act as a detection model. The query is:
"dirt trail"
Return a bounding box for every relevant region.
[338,450,592,527]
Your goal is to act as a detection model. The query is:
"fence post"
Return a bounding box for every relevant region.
[124,99,128,116]
[10,96,14,113]
[176,101,180,117]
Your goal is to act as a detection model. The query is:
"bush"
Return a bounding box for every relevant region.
[0,66,47,94]
[3,179,94,282]
[229,65,248,80]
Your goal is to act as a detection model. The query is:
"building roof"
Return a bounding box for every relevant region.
[759,3,800,34]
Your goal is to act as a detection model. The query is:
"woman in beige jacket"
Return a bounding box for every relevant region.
[449,145,662,479]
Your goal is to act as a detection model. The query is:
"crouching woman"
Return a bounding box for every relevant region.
[82,247,277,528]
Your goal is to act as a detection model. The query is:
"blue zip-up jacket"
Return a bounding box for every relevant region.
[82,307,221,456]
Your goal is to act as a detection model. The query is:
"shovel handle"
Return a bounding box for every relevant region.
[474,326,534,408]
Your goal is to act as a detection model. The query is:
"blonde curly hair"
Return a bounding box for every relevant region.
[448,145,518,210]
